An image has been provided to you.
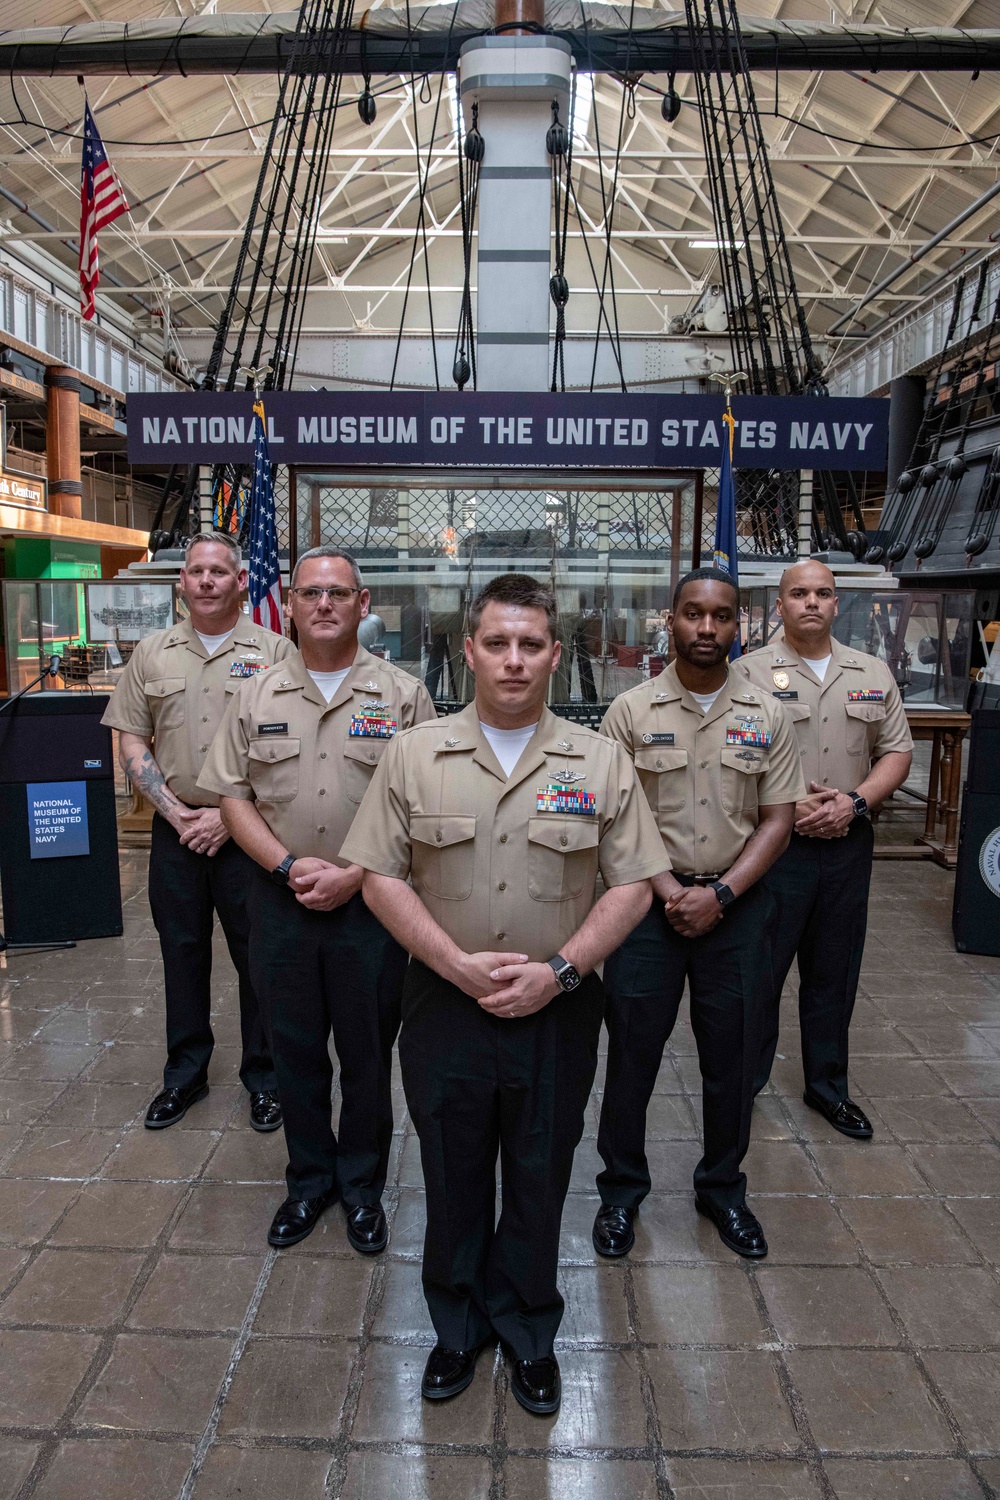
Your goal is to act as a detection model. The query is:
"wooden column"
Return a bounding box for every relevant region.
[45,366,82,519]
[495,0,544,28]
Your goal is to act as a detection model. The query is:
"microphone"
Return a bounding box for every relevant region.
[47,655,62,678]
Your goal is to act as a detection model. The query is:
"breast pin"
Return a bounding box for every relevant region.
[552,768,586,783]
[363,679,381,691]
[773,670,790,690]
[444,737,460,747]
[557,740,574,751]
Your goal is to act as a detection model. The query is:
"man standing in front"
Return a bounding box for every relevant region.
[593,568,804,1262]
[199,546,436,1253]
[738,559,912,1137]
[341,574,668,1417]
[102,532,293,1132]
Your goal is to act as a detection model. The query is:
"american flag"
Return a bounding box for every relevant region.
[247,399,283,633]
[79,102,129,322]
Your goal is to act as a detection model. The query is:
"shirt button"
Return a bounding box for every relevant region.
[201,715,208,722]
[368,751,376,762]
[700,797,708,806]
[317,824,326,832]
[498,881,506,891]
[320,752,327,760]
[655,760,663,770]
[823,746,829,753]
[203,686,209,694]
[701,760,708,769]
[700,834,708,843]
[559,835,568,847]
[499,833,508,843]
[435,831,443,842]
[318,788,326,796]
[822,715,828,723]
[497,930,506,940]
[200,745,207,752]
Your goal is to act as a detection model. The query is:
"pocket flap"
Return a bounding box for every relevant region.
[721,745,767,774]
[634,746,688,774]
[248,737,301,764]
[147,676,185,699]
[845,701,887,723]
[410,813,477,848]
[344,737,390,766]
[785,702,812,723]
[527,816,600,852]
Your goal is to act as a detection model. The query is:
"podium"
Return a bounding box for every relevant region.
[952,710,1000,957]
[0,693,123,946]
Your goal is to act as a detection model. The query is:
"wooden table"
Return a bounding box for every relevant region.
[878,707,972,868]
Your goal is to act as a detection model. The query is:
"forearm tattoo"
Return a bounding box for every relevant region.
[126,747,182,819]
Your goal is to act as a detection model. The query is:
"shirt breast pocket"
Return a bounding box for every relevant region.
[410,814,477,900]
[248,737,301,803]
[147,677,186,732]
[844,701,886,756]
[719,746,768,814]
[526,816,600,902]
[343,736,391,804]
[634,745,688,813]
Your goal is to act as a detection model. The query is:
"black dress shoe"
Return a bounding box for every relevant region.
[695,1198,768,1258]
[511,1355,561,1416]
[345,1203,388,1255]
[267,1190,337,1248]
[421,1344,482,1400]
[144,1083,209,1130]
[249,1091,283,1133]
[804,1091,873,1139]
[592,1205,636,1259]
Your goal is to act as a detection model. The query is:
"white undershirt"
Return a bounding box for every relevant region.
[801,653,833,682]
[195,629,233,657]
[688,687,725,715]
[307,667,352,703]
[480,721,539,778]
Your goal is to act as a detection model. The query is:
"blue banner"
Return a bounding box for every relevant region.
[127,391,889,472]
[27,782,91,860]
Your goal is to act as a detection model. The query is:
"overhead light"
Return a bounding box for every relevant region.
[689,238,745,250]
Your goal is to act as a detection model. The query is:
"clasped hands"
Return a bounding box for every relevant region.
[289,857,362,910]
[174,806,229,856]
[795,781,855,839]
[456,952,561,1020]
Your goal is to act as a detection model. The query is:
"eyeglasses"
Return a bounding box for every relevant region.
[290,585,362,603]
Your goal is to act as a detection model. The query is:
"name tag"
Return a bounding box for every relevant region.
[641,732,675,745]
[257,722,289,735]
[772,690,799,701]
[847,689,884,702]
[231,661,265,678]
[726,725,771,749]
[349,714,397,739]
[536,782,597,816]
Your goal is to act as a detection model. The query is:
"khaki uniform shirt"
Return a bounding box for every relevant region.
[101,616,295,807]
[339,701,670,962]
[736,637,912,795]
[600,660,805,877]
[197,644,437,864]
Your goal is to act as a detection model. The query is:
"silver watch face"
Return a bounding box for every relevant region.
[560,965,582,990]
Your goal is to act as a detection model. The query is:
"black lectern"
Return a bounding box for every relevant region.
[953,710,1000,957]
[0,692,123,946]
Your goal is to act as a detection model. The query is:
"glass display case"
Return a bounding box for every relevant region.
[2,580,177,698]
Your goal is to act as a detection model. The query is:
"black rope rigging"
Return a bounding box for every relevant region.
[453,102,483,391]
[548,96,572,394]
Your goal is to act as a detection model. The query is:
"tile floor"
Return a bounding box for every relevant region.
[1,852,999,1498]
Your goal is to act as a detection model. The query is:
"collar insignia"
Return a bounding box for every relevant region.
[363,679,381,692]
[444,737,461,748]
[557,739,574,752]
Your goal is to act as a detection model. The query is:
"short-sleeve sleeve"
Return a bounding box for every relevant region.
[757,701,807,806]
[101,641,154,736]
[196,690,254,801]
[873,675,913,759]
[407,680,438,728]
[598,694,631,750]
[338,733,413,877]
[597,742,672,886]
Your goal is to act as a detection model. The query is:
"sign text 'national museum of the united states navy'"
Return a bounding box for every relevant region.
[127,392,889,472]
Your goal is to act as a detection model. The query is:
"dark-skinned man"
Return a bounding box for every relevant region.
[737,559,912,1138]
[340,574,669,1417]
[103,532,294,1132]
[593,567,805,1261]
[198,546,436,1253]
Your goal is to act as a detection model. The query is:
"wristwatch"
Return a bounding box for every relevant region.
[547,955,583,992]
[710,880,736,909]
[848,792,870,819]
[270,854,297,886]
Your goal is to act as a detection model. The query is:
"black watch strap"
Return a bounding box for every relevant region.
[547,955,583,992]
[710,880,736,908]
[271,854,296,885]
[849,792,869,819]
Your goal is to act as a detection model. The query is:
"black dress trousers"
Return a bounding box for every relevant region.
[147,812,275,1096]
[597,881,775,1215]
[248,876,407,1203]
[399,959,604,1362]
[755,816,875,1104]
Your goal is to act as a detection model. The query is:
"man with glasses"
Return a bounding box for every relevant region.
[199,546,436,1252]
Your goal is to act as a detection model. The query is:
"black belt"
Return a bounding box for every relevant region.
[672,872,723,887]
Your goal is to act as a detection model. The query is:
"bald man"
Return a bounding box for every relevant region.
[737,562,912,1139]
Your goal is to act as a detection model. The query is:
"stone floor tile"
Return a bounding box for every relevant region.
[663,1458,824,1498]
[647,1348,800,1452]
[341,1453,493,1500]
[822,1458,984,1499]
[0,1179,80,1246]
[848,1059,949,1098]
[35,1010,126,1046]
[199,1127,286,1183]
[172,1086,243,1132]
[0,1043,102,1082]
[254,1254,372,1337]
[944,1198,1000,1264]
[32,1437,194,1500]
[967,1099,1000,1139]
[0,1247,28,1292]
[371,1260,435,1343]
[809,1143,930,1195]
[975,1458,1000,1493]
[922,1351,1000,1450]
[216,1335,354,1439]
[837,1197,977,1265]
[929,1061,1000,1097]
[748,1197,859,1266]
[633,1263,765,1346]
[0,1079,66,1125]
[42,1083,146,1131]
[905,1143,1000,1195]
[0,1438,40,1500]
[505,1347,648,1451]
[506,1457,658,1499]
[556,1263,630,1344]
[4,1127,120,1179]
[785,1350,953,1452]
[642,1093,699,1139]
[84,1042,170,1085]
[351,1340,495,1444]
[74,1331,234,1434]
[743,1141,825,1193]
[868,1097,990,1144]
[127,1252,263,1332]
[877,1265,1000,1348]
[383,1188,426,1260]
[50,1181,186,1248]
[194,1445,333,1498]
[0,1329,99,1425]
[101,1127,219,1182]
[168,1183,282,1253]
[747,1095,796,1142]
[0,1248,144,1328]
[757,1266,900,1347]
[897,1025,998,1059]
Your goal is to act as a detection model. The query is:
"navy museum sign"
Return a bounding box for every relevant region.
[127,391,888,471]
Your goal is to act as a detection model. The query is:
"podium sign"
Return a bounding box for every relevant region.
[27,782,91,860]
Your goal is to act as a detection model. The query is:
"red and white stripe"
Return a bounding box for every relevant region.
[79,145,129,320]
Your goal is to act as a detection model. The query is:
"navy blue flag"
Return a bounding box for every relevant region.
[713,408,742,660]
[247,400,283,634]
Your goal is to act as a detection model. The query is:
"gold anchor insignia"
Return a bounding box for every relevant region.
[773,670,790,690]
